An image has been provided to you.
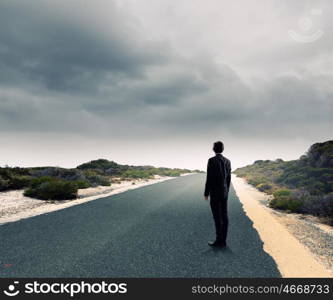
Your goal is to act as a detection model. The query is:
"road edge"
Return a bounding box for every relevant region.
[232,174,333,278]
[0,176,178,226]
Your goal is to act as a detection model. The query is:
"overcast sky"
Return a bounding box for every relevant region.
[0,0,332,170]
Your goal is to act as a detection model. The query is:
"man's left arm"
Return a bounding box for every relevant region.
[204,160,212,199]
[226,160,231,192]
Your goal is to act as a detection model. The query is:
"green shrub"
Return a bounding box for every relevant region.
[269,189,302,212]
[269,196,302,212]
[73,180,91,189]
[273,189,292,198]
[76,158,193,178]
[83,170,111,186]
[120,170,152,179]
[256,183,273,192]
[0,175,10,191]
[94,175,110,186]
[248,177,267,186]
[77,159,119,171]
[8,175,32,189]
[160,170,181,177]
[29,176,54,188]
[24,178,78,200]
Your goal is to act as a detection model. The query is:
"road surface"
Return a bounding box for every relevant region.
[0,174,281,277]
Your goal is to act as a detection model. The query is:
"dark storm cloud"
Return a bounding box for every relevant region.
[0,0,166,94]
[0,0,332,144]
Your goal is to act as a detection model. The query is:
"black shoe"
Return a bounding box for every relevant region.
[208,240,226,247]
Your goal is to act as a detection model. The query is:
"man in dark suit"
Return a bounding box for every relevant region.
[204,141,231,247]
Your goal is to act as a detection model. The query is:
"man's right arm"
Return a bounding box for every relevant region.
[226,160,231,192]
[204,160,211,197]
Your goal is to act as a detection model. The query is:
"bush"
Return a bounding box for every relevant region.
[120,170,152,179]
[248,177,267,186]
[77,159,119,172]
[0,175,10,191]
[269,189,302,212]
[300,194,333,217]
[24,178,78,200]
[256,183,273,192]
[8,175,32,189]
[160,170,181,177]
[31,167,85,181]
[269,196,302,212]
[273,189,292,198]
[83,170,111,187]
[73,180,91,189]
[29,176,54,188]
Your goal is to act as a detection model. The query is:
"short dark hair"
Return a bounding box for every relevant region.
[213,141,224,153]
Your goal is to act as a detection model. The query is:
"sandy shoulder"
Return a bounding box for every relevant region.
[0,176,174,226]
[232,174,333,278]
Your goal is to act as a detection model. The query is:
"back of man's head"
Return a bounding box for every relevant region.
[213,141,224,154]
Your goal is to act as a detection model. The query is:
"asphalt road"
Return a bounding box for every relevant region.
[0,174,281,277]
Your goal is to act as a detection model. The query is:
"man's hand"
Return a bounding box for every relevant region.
[204,196,209,201]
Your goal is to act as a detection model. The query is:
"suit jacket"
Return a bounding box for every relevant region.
[204,154,231,197]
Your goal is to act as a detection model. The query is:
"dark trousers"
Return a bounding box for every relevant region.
[210,194,228,243]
